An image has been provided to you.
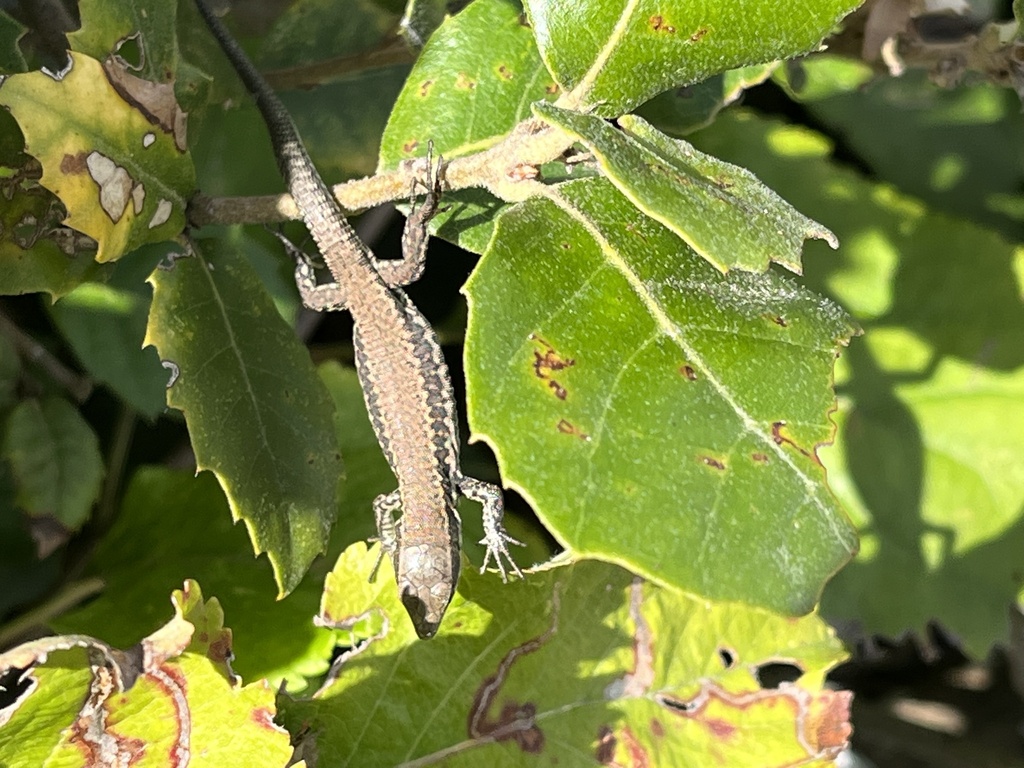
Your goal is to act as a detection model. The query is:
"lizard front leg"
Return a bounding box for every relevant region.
[459,476,525,581]
[271,228,350,311]
[374,146,444,288]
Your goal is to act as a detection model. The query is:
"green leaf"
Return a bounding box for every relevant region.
[0,331,19,413]
[0,10,27,74]
[0,581,294,768]
[0,175,105,298]
[48,244,169,418]
[535,105,836,273]
[281,545,852,766]
[144,241,339,596]
[687,109,1024,655]
[464,176,857,614]
[636,63,777,136]
[53,465,337,693]
[799,73,1024,238]
[0,52,194,262]
[523,0,861,115]
[379,0,557,167]
[0,397,103,534]
[773,54,874,102]
[68,0,179,82]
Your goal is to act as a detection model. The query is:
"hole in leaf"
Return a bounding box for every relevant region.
[717,647,735,668]
[0,666,32,710]
[754,662,803,688]
[115,33,144,70]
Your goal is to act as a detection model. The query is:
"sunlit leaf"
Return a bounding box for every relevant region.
[280,545,852,766]
[536,105,836,273]
[0,52,193,262]
[524,0,861,114]
[689,109,1024,655]
[0,581,293,768]
[465,176,857,614]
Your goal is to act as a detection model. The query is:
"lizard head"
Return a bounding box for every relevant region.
[397,542,460,639]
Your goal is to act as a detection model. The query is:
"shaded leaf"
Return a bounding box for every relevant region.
[688,109,1024,655]
[144,241,339,596]
[523,0,861,115]
[0,10,27,74]
[636,63,777,136]
[281,545,851,766]
[399,0,448,48]
[48,244,169,418]
[536,105,836,273]
[464,176,857,614]
[52,466,333,693]
[68,0,179,83]
[0,580,293,768]
[0,397,103,535]
[0,171,104,298]
[0,52,193,262]
[0,331,18,413]
[797,71,1024,238]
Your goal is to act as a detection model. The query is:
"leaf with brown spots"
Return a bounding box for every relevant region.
[0,52,193,262]
[465,177,857,615]
[523,0,861,114]
[0,581,292,768]
[279,546,851,766]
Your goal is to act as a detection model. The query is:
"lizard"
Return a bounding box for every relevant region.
[194,0,522,638]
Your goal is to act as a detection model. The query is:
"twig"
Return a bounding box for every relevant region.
[0,309,93,403]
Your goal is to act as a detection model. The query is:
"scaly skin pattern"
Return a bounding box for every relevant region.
[196,0,518,638]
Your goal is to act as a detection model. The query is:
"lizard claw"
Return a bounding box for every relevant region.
[478,527,525,582]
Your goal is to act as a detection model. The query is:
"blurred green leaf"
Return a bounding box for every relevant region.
[0,397,103,535]
[536,106,836,273]
[636,63,777,136]
[689,109,1024,654]
[48,244,168,418]
[53,467,333,694]
[281,545,851,765]
[797,72,1024,238]
[0,11,27,74]
[465,176,857,614]
[524,0,861,115]
[773,54,874,102]
[0,331,19,413]
[145,240,339,596]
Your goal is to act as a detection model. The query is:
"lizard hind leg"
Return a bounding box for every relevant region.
[369,489,402,582]
[458,476,525,582]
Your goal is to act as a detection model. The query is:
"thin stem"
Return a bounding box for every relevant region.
[0,309,93,403]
